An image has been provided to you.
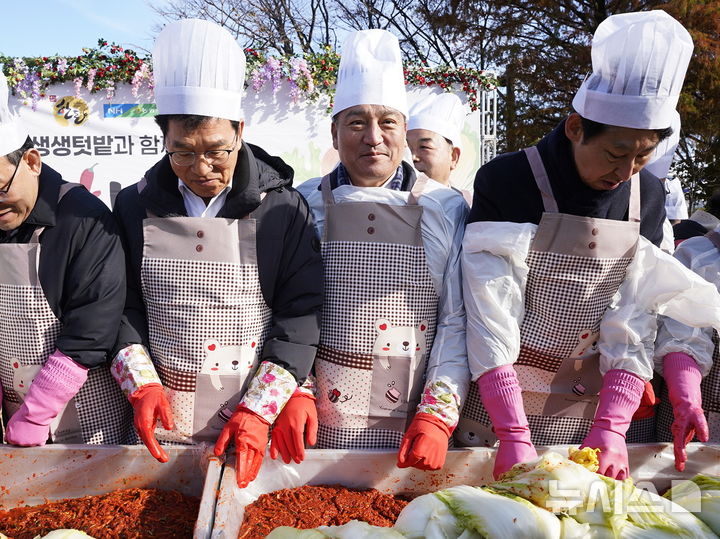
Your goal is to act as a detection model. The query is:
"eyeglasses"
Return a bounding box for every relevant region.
[0,158,22,201]
[166,135,239,167]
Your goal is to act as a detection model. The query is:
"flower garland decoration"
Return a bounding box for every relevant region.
[1,39,498,111]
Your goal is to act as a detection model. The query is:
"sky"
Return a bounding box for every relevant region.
[0,0,163,58]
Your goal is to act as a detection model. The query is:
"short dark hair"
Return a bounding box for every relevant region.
[579,116,674,144]
[154,114,240,137]
[3,137,35,166]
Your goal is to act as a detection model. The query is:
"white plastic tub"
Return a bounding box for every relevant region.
[0,444,222,538]
[210,443,720,538]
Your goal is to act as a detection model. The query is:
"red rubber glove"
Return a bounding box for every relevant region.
[631,381,658,420]
[397,412,451,471]
[478,365,538,479]
[129,383,174,463]
[581,369,644,480]
[214,405,270,488]
[664,353,709,472]
[270,391,317,464]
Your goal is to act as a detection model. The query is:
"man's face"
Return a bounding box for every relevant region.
[406,129,460,185]
[331,105,407,187]
[165,117,244,200]
[0,150,41,232]
[566,113,659,191]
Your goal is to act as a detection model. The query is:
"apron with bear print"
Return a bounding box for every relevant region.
[141,201,272,444]
[456,146,654,447]
[0,183,132,444]
[656,229,720,443]
[315,173,438,449]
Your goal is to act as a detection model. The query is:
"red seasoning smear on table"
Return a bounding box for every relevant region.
[0,487,199,539]
[238,485,409,539]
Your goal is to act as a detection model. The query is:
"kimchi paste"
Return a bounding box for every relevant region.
[0,487,199,538]
[238,484,409,539]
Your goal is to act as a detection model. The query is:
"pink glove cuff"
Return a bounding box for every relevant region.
[593,369,644,435]
[33,350,88,397]
[477,365,530,439]
[477,365,525,410]
[664,353,702,386]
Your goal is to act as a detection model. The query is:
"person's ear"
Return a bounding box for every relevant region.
[24,148,42,176]
[331,120,339,150]
[565,113,584,144]
[450,146,461,170]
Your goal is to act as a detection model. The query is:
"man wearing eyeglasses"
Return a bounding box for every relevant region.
[0,72,132,446]
[110,19,323,488]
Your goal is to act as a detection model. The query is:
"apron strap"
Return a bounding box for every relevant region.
[706,229,720,252]
[523,146,559,213]
[628,174,641,223]
[407,172,430,206]
[320,174,335,206]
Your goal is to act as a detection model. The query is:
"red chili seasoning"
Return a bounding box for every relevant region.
[0,487,199,538]
[238,485,408,539]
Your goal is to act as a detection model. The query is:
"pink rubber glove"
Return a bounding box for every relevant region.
[664,352,709,472]
[6,350,88,446]
[270,390,318,464]
[397,412,451,471]
[214,405,270,488]
[129,383,174,463]
[478,365,538,479]
[581,369,644,480]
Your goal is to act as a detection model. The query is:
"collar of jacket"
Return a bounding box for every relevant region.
[324,160,417,191]
[138,142,293,218]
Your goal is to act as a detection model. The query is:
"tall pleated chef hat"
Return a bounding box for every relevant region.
[0,71,28,157]
[644,109,681,179]
[333,29,408,118]
[572,10,693,130]
[408,92,466,150]
[153,19,246,121]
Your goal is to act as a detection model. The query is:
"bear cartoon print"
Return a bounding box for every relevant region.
[369,319,428,418]
[192,338,259,441]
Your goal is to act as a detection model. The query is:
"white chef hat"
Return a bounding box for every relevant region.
[408,92,466,150]
[153,19,246,121]
[644,109,681,179]
[333,29,408,118]
[0,71,28,157]
[572,10,693,130]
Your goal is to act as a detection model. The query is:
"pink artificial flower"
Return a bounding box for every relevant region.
[262,401,278,416]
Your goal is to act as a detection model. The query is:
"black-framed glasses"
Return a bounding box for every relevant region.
[166,134,239,167]
[0,158,22,201]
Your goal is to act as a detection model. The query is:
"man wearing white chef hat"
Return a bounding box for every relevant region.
[0,71,132,446]
[287,29,469,471]
[407,92,464,188]
[458,10,720,479]
[111,19,323,488]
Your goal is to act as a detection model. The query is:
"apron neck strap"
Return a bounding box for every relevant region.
[523,146,559,213]
[407,172,429,206]
[320,174,335,205]
[627,174,641,223]
[706,229,720,252]
[321,170,427,206]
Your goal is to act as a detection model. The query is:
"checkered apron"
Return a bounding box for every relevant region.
[656,229,720,443]
[315,174,438,449]
[141,201,272,444]
[456,146,648,447]
[0,183,132,444]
